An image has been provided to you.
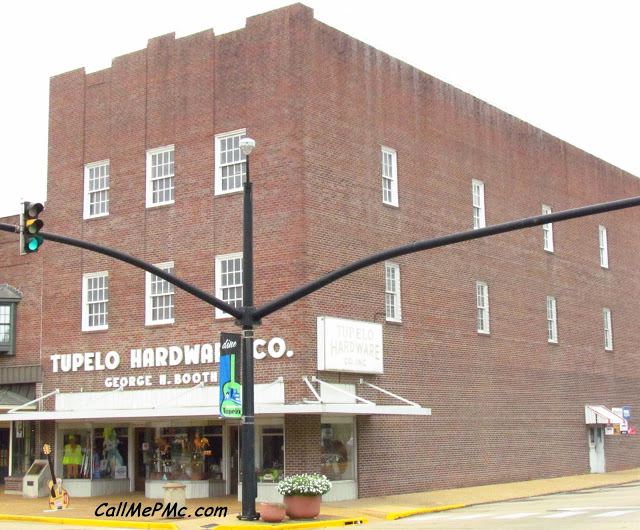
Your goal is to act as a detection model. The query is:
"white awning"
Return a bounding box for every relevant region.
[585,405,627,426]
[4,402,431,422]
[4,377,431,422]
[297,376,431,417]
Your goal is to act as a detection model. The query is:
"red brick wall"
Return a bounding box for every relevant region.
[2,2,639,498]
[285,415,321,476]
[298,7,640,495]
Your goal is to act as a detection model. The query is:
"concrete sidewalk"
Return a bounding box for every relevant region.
[1,467,640,529]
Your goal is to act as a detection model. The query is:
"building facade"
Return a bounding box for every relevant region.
[1,3,639,500]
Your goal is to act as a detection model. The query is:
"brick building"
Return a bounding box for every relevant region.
[1,3,639,500]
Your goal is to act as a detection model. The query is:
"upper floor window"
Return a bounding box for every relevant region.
[215,130,247,195]
[541,204,554,252]
[146,146,175,207]
[546,296,558,343]
[84,160,110,219]
[385,262,402,322]
[146,263,175,326]
[472,180,486,229]
[0,284,21,356]
[215,253,243,318]
[381,147,398,207]
[603,308,613,351]
[598,225,609,268]
[476,281,489,334]
[82,272,109,331]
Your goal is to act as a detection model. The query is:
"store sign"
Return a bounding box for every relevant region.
[49,336,293,389]
[219,333,242,418]
[317,316,383,374]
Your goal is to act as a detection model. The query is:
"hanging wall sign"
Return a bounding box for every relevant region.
[317,316,383,374]
[219,333,242,418]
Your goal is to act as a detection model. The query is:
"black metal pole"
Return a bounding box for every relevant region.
[0,223,242,319]
[238,143,258,520]
[253,195,640,321]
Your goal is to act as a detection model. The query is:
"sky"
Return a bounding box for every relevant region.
[1,0,638,217]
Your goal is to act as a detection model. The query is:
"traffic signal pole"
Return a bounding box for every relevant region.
[0,222,242,319]
[2,193,640,522]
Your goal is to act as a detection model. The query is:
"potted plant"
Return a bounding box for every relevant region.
[259,502,286,522]
[277,473,332,519]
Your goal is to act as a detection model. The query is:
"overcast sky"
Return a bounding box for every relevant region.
[1,0,638,217]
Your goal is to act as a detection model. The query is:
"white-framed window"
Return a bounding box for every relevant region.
[83,160,110,219]
[384,262,402,322]
[603,308,613,351]
[542,204,554,252]
[381,146,398,207]
[215,129,247,195]
[472,179,486,229]
[0,303,16,355]
[0,284,21,356]
[476,281,489,334]
[546,296,558,343]
[146,262,175,326]
[215,253,243,318]
[599,225,609,268]
[82,272,109,331]
[146,145,175,207]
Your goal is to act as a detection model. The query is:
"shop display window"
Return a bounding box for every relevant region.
[321,422,355,481]
[60,429,91,479]
[148,425,222,481]
[94,427,128,479]
[257,426,284,482]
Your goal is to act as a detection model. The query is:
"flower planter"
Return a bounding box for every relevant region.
[284,495,322,519]
[259,502,286,522]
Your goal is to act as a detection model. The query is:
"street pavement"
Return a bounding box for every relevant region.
[1,467,640,529]
[367,482,640,529]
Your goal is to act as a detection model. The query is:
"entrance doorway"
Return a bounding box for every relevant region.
[229,426,239,494]
[134,428,154,491]
[588,426,605,473]
[0,428,9,483]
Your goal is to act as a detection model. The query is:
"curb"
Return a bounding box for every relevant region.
[385,504,466,520]
[216,517,368,529]
[0,513,178,529]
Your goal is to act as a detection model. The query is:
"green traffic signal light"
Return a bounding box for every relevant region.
[21,201,44,254]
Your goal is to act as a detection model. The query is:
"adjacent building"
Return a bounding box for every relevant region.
[1,3,639,500]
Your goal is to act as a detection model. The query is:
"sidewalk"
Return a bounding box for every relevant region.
[1,468,640,529]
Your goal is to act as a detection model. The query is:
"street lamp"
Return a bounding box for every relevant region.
[238,137,259,520]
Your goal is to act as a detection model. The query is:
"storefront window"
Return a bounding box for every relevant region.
[94,427,128,479]
[321,422,355,481]
[11,421,35,477]
[60,428,91,479]
[258,426,284,482]
[150,425,222,481]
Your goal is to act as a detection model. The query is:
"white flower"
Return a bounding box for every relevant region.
[277,473,332,496]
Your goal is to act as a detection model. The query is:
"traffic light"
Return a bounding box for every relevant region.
[21,202,44,254]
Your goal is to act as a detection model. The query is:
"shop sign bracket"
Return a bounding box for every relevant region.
[302,376,322,403]
[154,381,204,409]
[358,379,421,408]
[8,388,60,414]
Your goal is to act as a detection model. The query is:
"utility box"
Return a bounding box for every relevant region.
[22,459,52,498]
[162,482,186,517]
